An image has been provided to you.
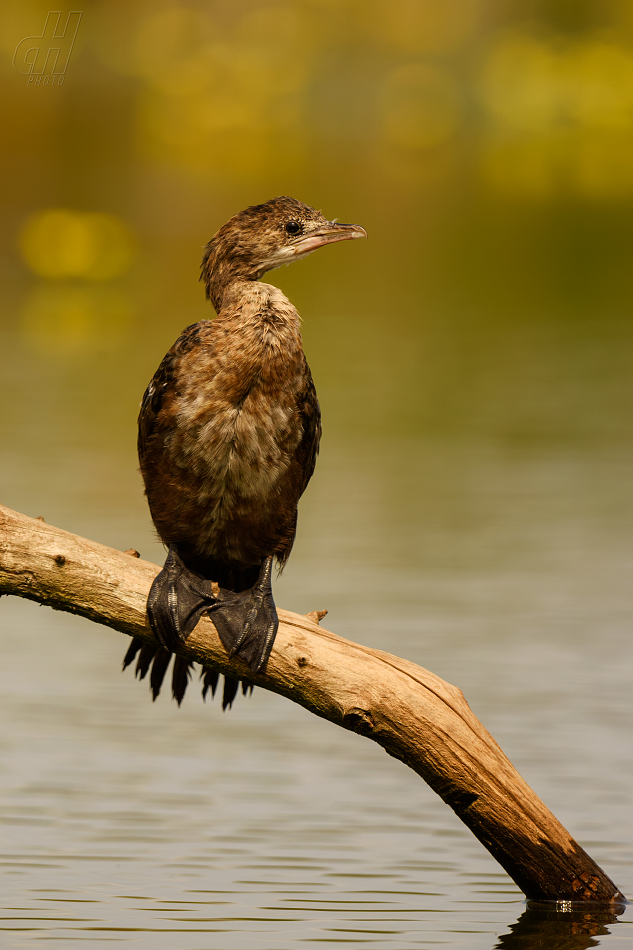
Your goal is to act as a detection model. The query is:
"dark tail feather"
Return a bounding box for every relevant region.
[172,655,193,706]
[136,642,158,680]
[122,637,253,709]
[222,675,240,710]
[150,647,172,700]
[201,668,219,700]
[122,637,143,670]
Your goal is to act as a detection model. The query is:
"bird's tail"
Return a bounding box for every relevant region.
[121,636,254,709]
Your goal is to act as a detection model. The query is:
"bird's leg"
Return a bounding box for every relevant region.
[209,557,279,674]
[146,546,278,674]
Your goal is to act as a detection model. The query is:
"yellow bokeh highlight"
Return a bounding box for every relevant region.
[478,31,633,198]
[19,210,136,280]
[480,33,633,133]
[479,34,560,132]
[130,4,310,177]
[565,41,633,129]
[20,284,132,355]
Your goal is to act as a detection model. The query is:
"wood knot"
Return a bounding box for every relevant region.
[446,790,479,815]
[124,548,140,558]
[297,656,308,667]
[35,515,45,522]
[343,707,375,736]
[53,554,66,566]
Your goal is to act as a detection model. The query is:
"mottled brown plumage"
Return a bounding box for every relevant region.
[138,284,319,574]
[123,197,366,706]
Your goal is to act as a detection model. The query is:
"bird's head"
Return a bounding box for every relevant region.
[201,196,366,309]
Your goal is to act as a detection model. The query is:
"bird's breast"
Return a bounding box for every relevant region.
[167,289,306,510]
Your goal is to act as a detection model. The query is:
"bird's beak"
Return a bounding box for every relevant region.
[291,222,367,255]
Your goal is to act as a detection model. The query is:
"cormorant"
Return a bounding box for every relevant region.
[123,197,366,708]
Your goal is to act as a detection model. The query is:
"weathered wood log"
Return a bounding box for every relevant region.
[0,502,625,905]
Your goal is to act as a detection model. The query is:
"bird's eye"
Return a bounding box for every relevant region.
[285,221,301,235]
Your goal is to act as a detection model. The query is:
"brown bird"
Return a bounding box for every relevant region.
[123,197,366,708]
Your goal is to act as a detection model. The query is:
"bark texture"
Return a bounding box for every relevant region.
[0,502,625,905]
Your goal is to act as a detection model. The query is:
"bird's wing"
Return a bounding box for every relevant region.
[273,363,321,570]
[296,362,322,499]
[137,322,207,461]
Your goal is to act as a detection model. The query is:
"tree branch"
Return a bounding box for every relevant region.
[0,502,625,905]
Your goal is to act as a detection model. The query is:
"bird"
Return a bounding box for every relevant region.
[122,197,366,709]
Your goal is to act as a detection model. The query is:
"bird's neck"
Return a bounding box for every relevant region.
[217,278,264,313]
[207,258,269,312]
[206,266,235,312]
[217,279,302,341]
[212,276,293,318]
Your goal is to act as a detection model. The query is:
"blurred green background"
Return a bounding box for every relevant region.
[2,0,633,580]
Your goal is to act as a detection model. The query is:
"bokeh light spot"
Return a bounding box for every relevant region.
[478,31,633,197]
[479,34,561,133]
[19,210,136,280]
[564,41,633,129]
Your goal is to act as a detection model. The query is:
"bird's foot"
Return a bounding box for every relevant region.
[210,556,279,674]
[146,546,278,674]
[146,544,219,652]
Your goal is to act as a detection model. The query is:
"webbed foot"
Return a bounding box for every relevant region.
[210,556,279,673]
[146,544,218,652]
[146,546,278,673]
